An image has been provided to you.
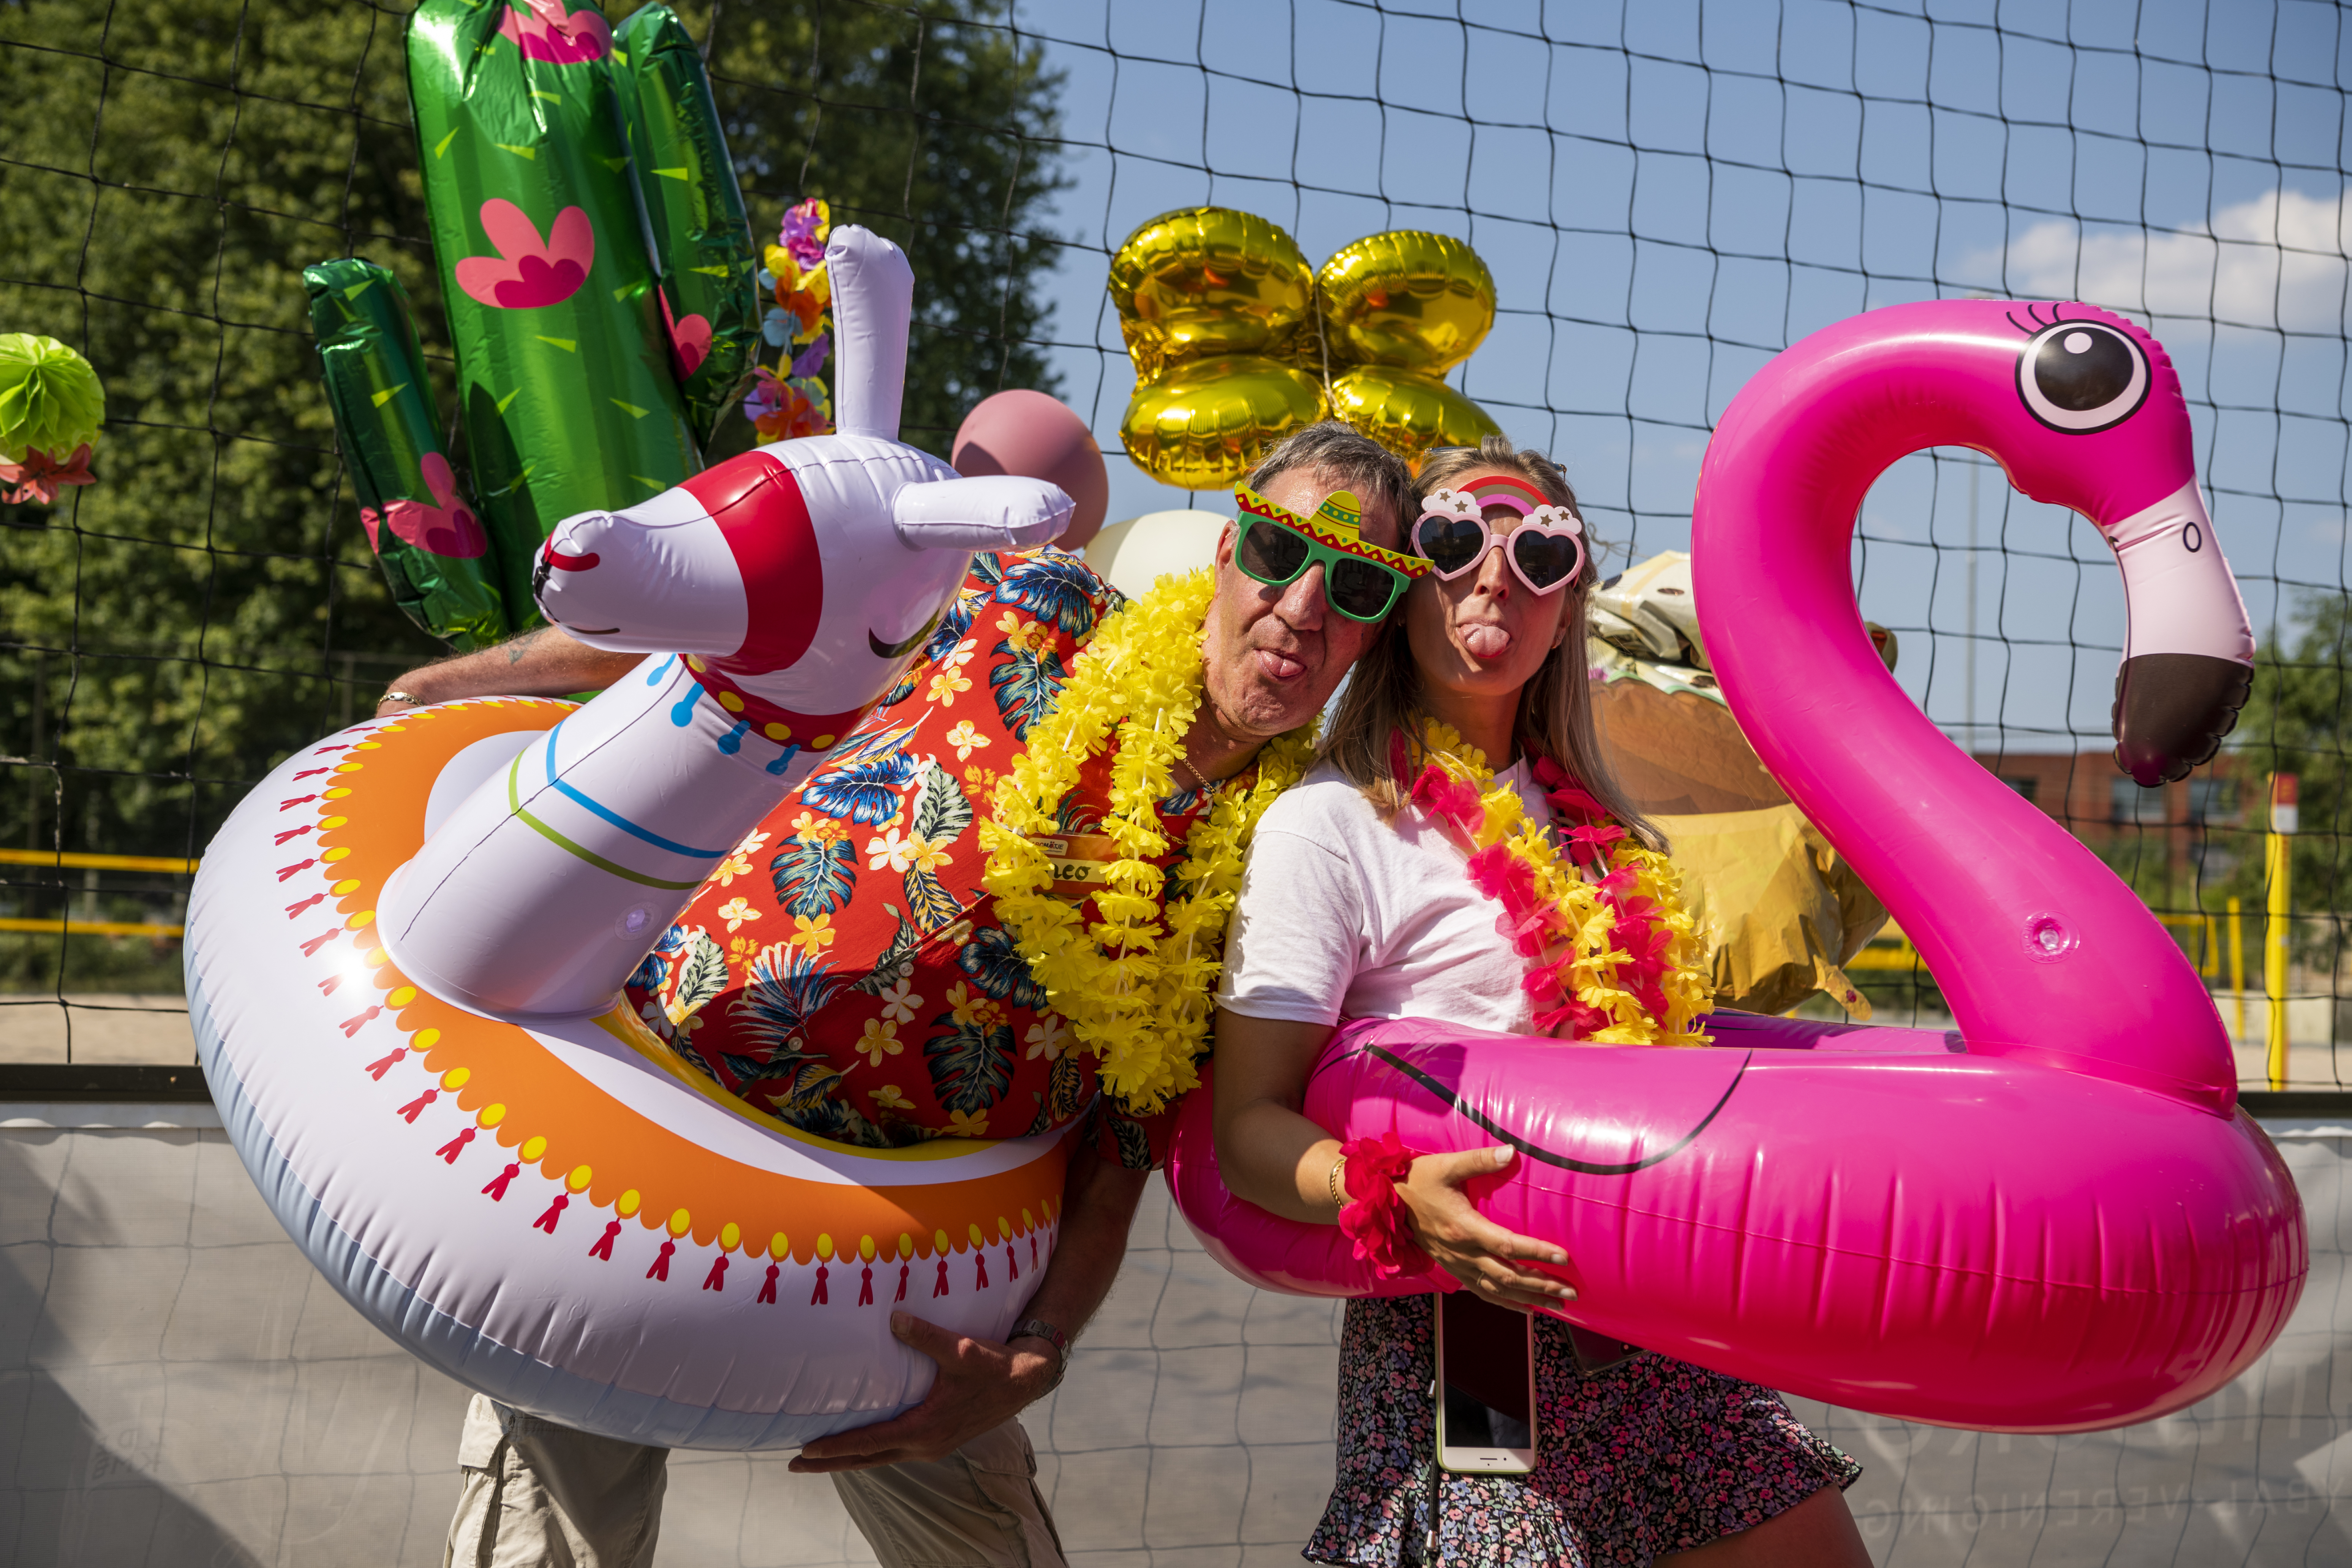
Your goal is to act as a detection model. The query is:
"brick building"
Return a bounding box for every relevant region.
[1967,747,2252,878]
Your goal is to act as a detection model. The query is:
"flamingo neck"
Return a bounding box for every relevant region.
[1691,342,2234,1111]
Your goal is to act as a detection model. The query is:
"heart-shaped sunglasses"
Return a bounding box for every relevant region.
[1411,481,1586,594]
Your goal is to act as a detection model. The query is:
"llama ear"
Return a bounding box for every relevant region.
[892,476,1073,552]
[826,226,912,441]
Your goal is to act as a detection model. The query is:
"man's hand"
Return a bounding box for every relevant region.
[787,1311,1059,1474]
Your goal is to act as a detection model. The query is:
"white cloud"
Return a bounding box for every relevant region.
[1971,187,2352,332]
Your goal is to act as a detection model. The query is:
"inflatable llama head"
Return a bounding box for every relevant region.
[382,227,1071,1016]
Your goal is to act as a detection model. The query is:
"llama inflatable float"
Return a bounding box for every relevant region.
[1168,300,2306,1433]
[186,229,1077,1449]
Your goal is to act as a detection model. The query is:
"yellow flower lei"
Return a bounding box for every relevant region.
[979,571,1317,1112]
[1409,718,1713,1044]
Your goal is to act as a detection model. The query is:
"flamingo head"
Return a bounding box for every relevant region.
[1710,298,2254,786]
[1969,302,2254,784]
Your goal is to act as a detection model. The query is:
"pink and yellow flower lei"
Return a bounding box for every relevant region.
[1397,719,1712,1044]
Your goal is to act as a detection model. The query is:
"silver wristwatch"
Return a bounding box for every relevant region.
[1008,1316,1070,1392]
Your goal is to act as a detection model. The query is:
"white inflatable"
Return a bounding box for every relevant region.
[187,229,1078,1448]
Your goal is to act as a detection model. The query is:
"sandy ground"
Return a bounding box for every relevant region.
[0,995,198,1065]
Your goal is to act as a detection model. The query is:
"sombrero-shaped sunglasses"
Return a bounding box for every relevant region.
[1412,474,1585,593]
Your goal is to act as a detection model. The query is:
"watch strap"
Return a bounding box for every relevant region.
[1009,1317,1070,1390]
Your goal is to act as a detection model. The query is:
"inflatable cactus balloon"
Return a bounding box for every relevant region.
[303,0,759,646]
[1110,207,1503,487]
[0,334,104,506]
[0,333,103,463]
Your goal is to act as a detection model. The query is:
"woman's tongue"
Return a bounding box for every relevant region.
[1460,621,1513,659]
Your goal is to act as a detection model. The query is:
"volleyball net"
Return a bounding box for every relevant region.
[2,5,2349,1565]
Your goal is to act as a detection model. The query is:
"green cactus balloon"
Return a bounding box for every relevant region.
[303,0,758,646]
[0,333,104,465]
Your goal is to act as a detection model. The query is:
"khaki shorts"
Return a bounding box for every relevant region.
[446,1395,1065,1568]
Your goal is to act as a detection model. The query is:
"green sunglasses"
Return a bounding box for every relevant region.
[1231,486,1428,623]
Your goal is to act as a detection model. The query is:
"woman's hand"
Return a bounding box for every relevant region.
[1397,1146,1575,1312]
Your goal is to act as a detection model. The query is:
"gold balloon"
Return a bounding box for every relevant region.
[1316,231,1497,375]
[1119,354,1330,491]
[1108,208,1315,381]
[1107,208,1508,481]
[1327,366,1502,470]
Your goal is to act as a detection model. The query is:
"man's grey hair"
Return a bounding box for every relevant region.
[1240,422,1412,546]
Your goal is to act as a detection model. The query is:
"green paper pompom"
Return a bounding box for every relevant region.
[0,334,105,465]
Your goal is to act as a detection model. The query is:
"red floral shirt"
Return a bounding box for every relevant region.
[625,549,1222,1169]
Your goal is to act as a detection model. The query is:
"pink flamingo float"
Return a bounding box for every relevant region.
[1168,300,2305,1433]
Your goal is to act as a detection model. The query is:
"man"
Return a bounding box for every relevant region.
[385,421,1413,1568]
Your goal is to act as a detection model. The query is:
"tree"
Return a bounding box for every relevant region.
[672,0,1067,454]
[2224,590,2352,966]
[0,0,1066,980]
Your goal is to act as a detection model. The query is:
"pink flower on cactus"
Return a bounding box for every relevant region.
[779,198,830,269]
[498,0,612,64]
[362,452,487,560]
[658,291,712,381]
[454,199,594,310]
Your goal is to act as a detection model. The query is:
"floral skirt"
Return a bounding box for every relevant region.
[1308,1296,1861,1568]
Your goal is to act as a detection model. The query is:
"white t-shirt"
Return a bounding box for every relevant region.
[1218,758,1554,1033]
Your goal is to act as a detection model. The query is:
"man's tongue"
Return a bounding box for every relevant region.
[1461,622,1513,659]
[1254,646,1306,681]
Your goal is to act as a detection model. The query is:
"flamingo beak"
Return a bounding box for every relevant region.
[2112,656,2252,787]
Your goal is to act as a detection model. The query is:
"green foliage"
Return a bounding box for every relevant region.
[650,0,1069,455]
[1,0,444,884]
[2225,590,2352,963]
[0,0,1067,936]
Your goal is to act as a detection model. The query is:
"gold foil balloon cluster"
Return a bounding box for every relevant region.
[1110,207,1503,488]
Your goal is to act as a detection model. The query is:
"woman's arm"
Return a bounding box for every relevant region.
[1212,1008,1575,1312]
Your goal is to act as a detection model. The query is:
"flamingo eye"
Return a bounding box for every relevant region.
[2017,319,2149,433]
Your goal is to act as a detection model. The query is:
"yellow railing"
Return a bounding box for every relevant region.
[0,917,185,939]
[0,847,200,874]
[1846,912,2220,978]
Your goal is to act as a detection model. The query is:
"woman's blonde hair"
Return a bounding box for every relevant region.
[1320,434,1662,849]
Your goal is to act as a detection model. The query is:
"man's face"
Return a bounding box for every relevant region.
[1200,466,1402,743]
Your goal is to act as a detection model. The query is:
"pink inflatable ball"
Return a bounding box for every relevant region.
[951,389,1110,548]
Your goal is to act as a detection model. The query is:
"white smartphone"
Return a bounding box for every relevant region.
[1434,1293,1538,1475]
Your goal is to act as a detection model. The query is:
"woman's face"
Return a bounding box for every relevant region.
[1402,465,1574,709]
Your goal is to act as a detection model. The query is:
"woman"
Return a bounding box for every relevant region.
[1214,437,1867,1566]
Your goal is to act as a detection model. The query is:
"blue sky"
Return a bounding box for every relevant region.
[990,0,2351,752]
